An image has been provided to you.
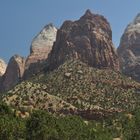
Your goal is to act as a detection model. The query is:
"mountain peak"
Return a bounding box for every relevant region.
[133,13,140,24]
[32,23,57,50]
[11,54,24,60]
[47,10,119,71]
[81,9,95,19]
[44,23,56,29]
[24,23,57,79]
[123,13,140,34]
[118,12,140,82]
[85,9,93,16]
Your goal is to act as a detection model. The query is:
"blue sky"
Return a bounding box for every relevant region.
[0,0,140,62]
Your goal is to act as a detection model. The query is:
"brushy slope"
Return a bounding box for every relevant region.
[2,81,76,117]
[2,60,140,118]
[39,60,140,111]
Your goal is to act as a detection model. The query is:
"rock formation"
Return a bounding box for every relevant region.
[0,59,7,91]
[1,55,25,91]
[0,59,7,76]
[47,9,119,71]
[118,13,140,81]
[24,23,57,79]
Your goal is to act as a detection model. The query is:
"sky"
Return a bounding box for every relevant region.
[0,0,140,63]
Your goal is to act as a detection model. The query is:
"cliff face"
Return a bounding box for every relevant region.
[24,24,57,79]
[47,10,119,71]
[118,13,140,81]
[0,59,7,76]
[1,55,25,91]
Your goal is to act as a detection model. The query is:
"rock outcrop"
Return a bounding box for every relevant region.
[0,59,7,90]
[1,55,25,91]
[47,10,119,71]
[0,59,7,76]
[118,13,140,81]
[24,23,57,79]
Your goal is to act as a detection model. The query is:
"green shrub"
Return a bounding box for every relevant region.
[26,110,58,140]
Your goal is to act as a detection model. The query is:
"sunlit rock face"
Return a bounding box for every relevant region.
[118,13,140,81]
[0,59,7,91]
[0,59,7,76]
[47,10,119,71]
[24,24,57,79]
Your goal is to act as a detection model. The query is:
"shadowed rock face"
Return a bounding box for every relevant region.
[118,13,140,81]
[0,59,7,76]
[24,24,57,79]
[1,55,25,91]
[47,9,119,71]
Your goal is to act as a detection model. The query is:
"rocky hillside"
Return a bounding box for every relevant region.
[118,13,140,82]
[47,9,119,71]
[2,81,76,118]
[24,23,57,79]
[2,60,140,119]
[39,60,140,112]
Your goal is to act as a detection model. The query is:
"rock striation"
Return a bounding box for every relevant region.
[0,59,7,76]
[1,55,25,91]
[24,23,57,79]
[118,13,140,81]
[47,10,119,71]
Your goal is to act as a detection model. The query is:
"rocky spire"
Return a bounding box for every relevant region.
[1,55,25,91]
